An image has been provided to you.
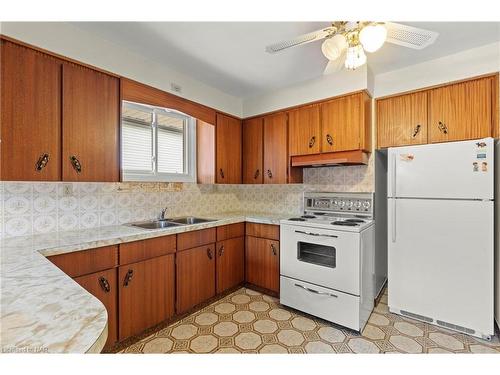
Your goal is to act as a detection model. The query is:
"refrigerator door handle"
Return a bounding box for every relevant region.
[391,153,397,197]
[391,199,397,243]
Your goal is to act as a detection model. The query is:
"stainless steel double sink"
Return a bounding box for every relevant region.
[129,217,216,230]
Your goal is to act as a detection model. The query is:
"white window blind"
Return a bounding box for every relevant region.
[121,101,195,182]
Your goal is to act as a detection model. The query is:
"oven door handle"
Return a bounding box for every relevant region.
[294,283,338,298]
[294,230,338,238]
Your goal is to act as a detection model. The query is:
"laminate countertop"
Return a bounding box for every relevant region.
[0,211,288,354]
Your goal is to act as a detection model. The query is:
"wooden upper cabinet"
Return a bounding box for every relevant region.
[263,112,288,184]
[1,40,62,181]
[429,77,493,143]
[377,91,428,148]
[216,113,242,184]
[196,119,216,184]
[242,117,264,184]
[62,64,120,182]
[288,104,321,156]
[321,92,370,153]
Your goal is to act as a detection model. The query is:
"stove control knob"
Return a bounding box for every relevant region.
[362,201,371,210]
[347,201,354,208]
[354,201,362,209]
[339,200,346,209]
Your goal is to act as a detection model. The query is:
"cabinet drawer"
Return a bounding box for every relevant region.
[48,245,118,278]
[120,235,176,265]
[245,223,280,240]
[216,223,245,241]
[177,228,216,251]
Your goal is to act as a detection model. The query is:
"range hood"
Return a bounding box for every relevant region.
[291,150,369,167]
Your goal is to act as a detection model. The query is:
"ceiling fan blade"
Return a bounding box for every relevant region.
[265,27,334,54]
[323,51,346,75]
[385,22,439,50]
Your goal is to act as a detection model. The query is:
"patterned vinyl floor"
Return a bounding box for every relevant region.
[120,287,500,354]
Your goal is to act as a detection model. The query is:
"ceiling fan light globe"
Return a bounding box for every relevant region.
[321,34,347,61]
[344,44,367,70]
[359,24,387,53]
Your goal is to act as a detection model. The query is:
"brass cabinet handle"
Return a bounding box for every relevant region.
[438,121,448,134]
[412,124,421,138]
[219,168,224,179]
[35,153,50,171]
[98,276,111,293]
[309,136,316,148]
[70,155,82,173]
[218,245,225,257]
[123,269,134,287]
[253,169,260,179]
[326,134,333,146]
[270,243,277,256]
[267,169,273,178]
[207,247,213,260]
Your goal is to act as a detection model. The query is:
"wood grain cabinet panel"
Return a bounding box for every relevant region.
[242,117,264,184]
[245,236,279,294]
[245,223,280,241]
[177,228,216,251]
[216,237,244,294]
[62,63,120,182]
[321,93,364,153]
[263,112,288,184]
[216,223,245,241]
[216,113,242,184]
[196,119,216,184]
[176,244,216,314]
[119,235,176,265]
[74,268,118,347]
[288,104,321,156]
[429,77,493,143]
[47,245,118,278]
[118,254,175,340]
[1,40,62,181]
[377,91,428,148]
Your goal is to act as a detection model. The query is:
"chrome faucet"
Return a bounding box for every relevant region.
[159,207,168,220]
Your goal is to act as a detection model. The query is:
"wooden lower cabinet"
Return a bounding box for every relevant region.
[74,268,117,348]
[216,237,244,294]
[245,236,280,294]
[118,254,175,340]
[176,244,216,314]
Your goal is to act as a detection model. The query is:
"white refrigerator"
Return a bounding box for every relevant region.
[387,137,494,340]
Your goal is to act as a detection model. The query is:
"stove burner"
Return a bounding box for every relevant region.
[331,221,359,226]
[288,218,306,222]
[345,218,365,223]
[301,215,316,219]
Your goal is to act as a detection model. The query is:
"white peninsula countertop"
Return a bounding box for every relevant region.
[0,211,288,353]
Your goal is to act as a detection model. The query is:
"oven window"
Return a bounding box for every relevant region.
[297,242,336,268]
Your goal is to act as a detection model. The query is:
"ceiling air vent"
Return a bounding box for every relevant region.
[385,22,439,50]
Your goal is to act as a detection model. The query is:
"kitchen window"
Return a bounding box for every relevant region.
[121,101,196,182]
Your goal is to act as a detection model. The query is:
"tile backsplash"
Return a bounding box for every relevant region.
[0,159,373,238]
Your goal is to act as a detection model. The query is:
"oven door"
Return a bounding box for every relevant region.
[280,224,360,295]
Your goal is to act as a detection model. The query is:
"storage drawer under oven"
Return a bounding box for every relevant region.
[280,276,361,331]
[280,224,361,295]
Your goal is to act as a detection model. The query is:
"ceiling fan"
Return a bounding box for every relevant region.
[265,22,439,74]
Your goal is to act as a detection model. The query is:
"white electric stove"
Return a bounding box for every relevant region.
[280,192,376,332]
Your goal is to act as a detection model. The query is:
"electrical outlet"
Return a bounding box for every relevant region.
[62,183,73,196]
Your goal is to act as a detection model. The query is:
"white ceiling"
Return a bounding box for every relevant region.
[72,22,500,98]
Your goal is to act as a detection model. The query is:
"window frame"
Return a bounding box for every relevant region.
[121,101,196,183]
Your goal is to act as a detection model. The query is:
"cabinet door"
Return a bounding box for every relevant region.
[245,236,279,293]
[74,268,117,348]
[263,113,288,184]
[377,91,428,148]
[119,254,175,340]
[216,113,242,184]
[216,237,244,294]
[288,105,321,156]
[196,119,216,184]
[62,64,120,182]
[321,93,363,152]
[1,40,62,181]
[176,244,216,314]
[429,77,492,143]
[242,117,264,184]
